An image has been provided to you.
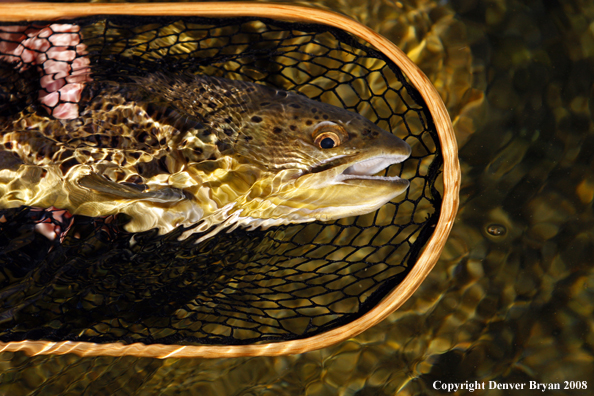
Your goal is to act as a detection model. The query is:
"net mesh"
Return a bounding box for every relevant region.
[0,16,442,346]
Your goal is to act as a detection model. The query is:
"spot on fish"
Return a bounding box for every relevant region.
[216,140,231,152]
[306,120,313,126]
[289,125,297,131]
[323,114,329,119]
[137,132,149,142]
[158,157,170,173]
[289,104,301,109]
[224,117,232,123]
[273,127,283,134]
[277,91,287,98]
[58,149,74,161]
[83,124,96,134]
[59,158,79,174]
[251,116,262,123]
[126,175,143,184]
[260,102,270,107]
[223,128,234,136]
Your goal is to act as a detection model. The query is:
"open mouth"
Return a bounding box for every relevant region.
[337,154,409,183]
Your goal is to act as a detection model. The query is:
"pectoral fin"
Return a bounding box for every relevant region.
[79,173,186,203]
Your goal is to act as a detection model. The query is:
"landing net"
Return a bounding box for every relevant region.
[0,16,442,348]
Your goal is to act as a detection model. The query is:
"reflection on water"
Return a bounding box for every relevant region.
[1,0,593,394]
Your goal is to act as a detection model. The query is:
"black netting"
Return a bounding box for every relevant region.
[0,16,441,346]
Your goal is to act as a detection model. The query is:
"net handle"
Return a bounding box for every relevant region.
[0,2,461,358]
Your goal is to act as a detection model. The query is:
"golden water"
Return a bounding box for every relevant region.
[1,0,593,394]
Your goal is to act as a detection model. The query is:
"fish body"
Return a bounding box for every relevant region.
[0,73,411,240]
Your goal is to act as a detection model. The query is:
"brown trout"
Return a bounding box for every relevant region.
[0,73,411,240]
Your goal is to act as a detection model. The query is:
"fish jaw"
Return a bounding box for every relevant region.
[275,177,409,223]
[233,137,412,227]
[288,156,410,219]
[295,132,411,201]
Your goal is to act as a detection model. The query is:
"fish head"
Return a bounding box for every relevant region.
[231,89,412,227]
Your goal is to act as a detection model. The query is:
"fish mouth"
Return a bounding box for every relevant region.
[264,143,412,224]
[337,154,409,184]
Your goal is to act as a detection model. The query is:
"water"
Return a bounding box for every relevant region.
[0,0,593,394]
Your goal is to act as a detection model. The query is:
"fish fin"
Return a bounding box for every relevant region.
[79,173,186,203]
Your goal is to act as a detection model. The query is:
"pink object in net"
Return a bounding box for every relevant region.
[30,207,74,243]
[0,23,92,119]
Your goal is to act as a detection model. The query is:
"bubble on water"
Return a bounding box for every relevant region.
[486,224,507,236]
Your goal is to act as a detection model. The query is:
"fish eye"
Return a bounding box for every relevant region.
[314,131,341,149]
[312,121,348,149]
